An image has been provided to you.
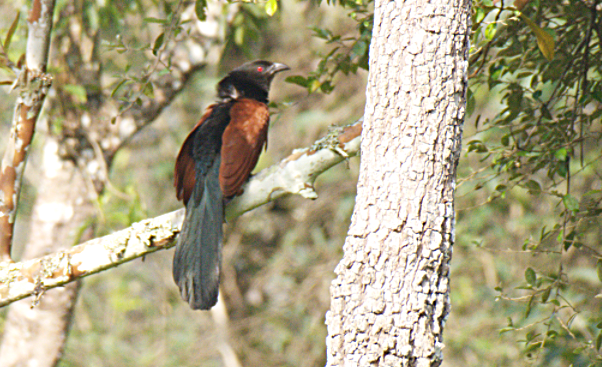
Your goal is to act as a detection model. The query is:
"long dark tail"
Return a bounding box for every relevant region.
[173,161,224,310]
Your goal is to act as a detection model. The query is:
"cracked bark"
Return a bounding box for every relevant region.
[325,1,470,366]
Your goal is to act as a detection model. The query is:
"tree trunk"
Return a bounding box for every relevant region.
[0,2,230,364]
[325,0,470,366]
[0,135,92,366]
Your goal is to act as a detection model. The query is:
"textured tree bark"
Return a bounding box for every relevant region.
[325,1,470,366]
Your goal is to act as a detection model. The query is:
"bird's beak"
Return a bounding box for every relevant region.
[270,63,290,74]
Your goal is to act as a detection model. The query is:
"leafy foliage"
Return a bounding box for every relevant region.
[466,0,602,365]
[222,3,274,61]
[286,0,372,94]
[292,0,602,364]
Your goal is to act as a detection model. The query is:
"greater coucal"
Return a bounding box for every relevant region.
[173,60,289,310]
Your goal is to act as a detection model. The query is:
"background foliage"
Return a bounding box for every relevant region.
[1,0,601,366]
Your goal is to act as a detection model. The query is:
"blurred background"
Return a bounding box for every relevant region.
[1,0,601,366]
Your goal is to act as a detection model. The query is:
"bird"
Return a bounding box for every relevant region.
[173,60,290,310]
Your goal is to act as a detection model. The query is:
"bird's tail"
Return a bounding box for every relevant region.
[173,161,224,310]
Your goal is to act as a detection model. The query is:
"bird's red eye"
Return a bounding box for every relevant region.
[257,66,264,72]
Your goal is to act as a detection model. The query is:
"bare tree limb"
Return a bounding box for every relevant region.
[0,0,55,261]
[0,120,361,307]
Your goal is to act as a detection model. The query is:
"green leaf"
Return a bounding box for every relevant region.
[562,194,579,213]
[597,331,602,351]
[525,267,536,286]
[234,26,244,46]
[541,104,553,120]
[563,230,576,251]
[466,88,476,117]
[350,39,368,60]
[163,1,173,17]
[593,86,602,103]
[308,79,321,93]
[501,134,510,146]
[541,288,551,303]
[554,147,567,161]
[152,32,165,56]
[546,330,558,339]
[557,161,568,178]
[63,84,87,103]
[2,12,20,52]
[474,6,486,25]
[195,0,208,21]
[467,140,488,153]
[484,22,496,40]
[597,260,602,283]
[520,13,555,61]
[311,27,332,40]
[584,189,602,196]
[265,0,278,16]
[320,80,334,94]
[111,79,128,98]
[524,340,543,353]
[525,295,534,318]
[525,180,541,194]
[143,17,168,24]
[142,83,154,99]
[285,75,309,87]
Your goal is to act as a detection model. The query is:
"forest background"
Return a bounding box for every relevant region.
[0,0,601,366]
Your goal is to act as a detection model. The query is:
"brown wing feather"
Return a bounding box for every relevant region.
[219,99,269,198]
[174,105,216,204]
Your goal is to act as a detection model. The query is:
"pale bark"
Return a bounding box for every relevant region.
[0,0,55,261]
[326,1,470,366]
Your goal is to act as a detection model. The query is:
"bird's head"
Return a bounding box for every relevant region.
[218,60,290,102]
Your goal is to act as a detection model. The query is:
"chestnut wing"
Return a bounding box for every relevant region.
[174,105,216,205]
[219,99,269,198]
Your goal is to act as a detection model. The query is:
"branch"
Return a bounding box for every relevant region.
[0,0,55,261]
[0,120,362,307]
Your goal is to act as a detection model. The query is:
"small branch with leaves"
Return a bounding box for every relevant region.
[0,0,56,262]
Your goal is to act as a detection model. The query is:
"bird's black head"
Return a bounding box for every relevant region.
[217,60,290,103]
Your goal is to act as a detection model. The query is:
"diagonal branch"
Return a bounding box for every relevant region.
[0,120,362,307]
[0,0,56,262]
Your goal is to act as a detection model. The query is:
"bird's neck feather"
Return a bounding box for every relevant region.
[217,74,269,103]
